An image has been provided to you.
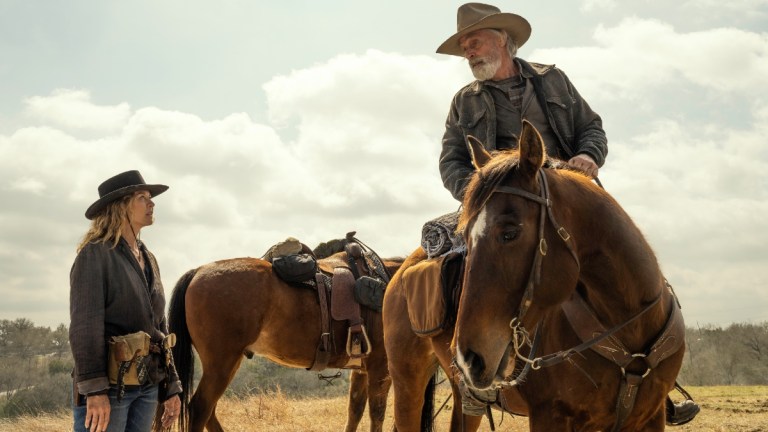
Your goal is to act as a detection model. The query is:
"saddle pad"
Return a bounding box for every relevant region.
[403,256,447,337]
[331,267,361,323]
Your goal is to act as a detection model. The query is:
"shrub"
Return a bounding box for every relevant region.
[1,375,71,418]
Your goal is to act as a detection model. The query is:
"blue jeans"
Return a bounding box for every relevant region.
[73,384,159,432]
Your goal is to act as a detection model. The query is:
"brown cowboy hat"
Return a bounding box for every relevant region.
[436,3,531,57]
[85,170,168,220]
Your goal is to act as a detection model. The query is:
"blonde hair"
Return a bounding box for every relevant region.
[77,193,135,252]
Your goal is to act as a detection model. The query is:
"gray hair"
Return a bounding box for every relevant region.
[486,28,518,59]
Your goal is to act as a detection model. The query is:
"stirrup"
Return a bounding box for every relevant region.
[666,398,700,426]
[665,382,700,426]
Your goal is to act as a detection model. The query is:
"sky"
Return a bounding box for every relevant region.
[1,0,767,329]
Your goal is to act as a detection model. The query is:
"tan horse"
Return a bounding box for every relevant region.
[384,247,489,432]
[166,248,404,432]
[384,121,686,431]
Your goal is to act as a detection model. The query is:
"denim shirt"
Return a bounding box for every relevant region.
[439,58,608,201]
[69,238,182,397]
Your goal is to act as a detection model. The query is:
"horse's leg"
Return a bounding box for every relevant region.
[363,351,391,432]
[343,370,368,432]
[384,310,437,432]
[189,351,243,432]
[391,362,436,432]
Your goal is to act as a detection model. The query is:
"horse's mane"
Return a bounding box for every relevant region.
[457,150,570,234]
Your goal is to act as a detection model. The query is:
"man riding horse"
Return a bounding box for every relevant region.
[436,2,699,425]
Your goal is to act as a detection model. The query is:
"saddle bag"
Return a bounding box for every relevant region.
[272,253,318,283]
[107,331,151,386]
[354,275,387,312]
[402,251,464,337]
[403,257,447,337]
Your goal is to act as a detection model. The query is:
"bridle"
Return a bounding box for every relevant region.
[465,168,661,388]
[492,168,580,324]
[476,168,579,386]
[460,167,681,432]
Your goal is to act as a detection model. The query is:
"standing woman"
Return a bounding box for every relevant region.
[70,170,182,432]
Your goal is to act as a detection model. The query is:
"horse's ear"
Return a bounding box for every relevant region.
[519,120,546,178]
[467,135,491,169]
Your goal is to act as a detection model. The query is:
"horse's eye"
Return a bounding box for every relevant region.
[500,229,519,243]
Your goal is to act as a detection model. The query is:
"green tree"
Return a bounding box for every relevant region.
[50,323,70,358]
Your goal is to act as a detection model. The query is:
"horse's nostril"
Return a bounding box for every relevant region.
[463,349,485,374]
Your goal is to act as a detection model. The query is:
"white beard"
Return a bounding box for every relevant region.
[470,55,501,81]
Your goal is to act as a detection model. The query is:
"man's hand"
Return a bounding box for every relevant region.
[161,394,181,428]
[85,393,110,432]
[567,154,599,178]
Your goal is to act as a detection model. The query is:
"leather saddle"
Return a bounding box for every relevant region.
[266,232,389,371]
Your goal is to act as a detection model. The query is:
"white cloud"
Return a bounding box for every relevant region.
[1,42,766,329]
[601,101,768,320]
[9,177,46,194]
[22,89,132,133]
[0,51,469,327]
[265,49,465,130]
[263,49,465,214]
[682,0,768,19]
[529,18,768,102]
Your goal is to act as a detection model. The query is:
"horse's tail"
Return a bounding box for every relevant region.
[420,372,437,432]
[168,268,198,432]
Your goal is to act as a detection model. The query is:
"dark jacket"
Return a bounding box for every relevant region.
[439,58,608,201]
[69,238,182,397]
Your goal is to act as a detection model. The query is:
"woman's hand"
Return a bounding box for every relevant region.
[85,393,110,432]
[161,394,181,428]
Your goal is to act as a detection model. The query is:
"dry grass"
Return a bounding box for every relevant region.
[1,386,766,431]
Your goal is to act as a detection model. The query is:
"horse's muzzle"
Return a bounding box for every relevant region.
[455,342,513,390]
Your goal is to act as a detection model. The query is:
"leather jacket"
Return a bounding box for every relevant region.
[439,58,608,201]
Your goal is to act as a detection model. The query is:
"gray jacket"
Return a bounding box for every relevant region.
[69,238,182,397]
[439,58,608,201]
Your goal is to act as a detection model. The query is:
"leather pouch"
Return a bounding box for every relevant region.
[107,331,151,385]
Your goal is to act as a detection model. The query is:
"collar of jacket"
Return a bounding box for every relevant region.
[467,58,556,94]
[118,237,151,285]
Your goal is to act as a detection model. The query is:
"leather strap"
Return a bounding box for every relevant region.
[308,273,332,371]
[560,288,686,431]
[612,372,644,432]
[560,290,684,369]
[645,294,686,369]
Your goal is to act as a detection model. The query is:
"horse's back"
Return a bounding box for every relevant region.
[185,257,322,360]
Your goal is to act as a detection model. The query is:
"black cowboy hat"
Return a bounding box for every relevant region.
[85,170,168,220]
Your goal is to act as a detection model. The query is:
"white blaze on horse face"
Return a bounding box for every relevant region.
[470,207,489,246]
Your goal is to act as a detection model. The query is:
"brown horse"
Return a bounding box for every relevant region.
[385,248,536,432]
[167,246,404,432]
[384,121,686,431]
[452,121,685,431]
[383,247,489,432]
